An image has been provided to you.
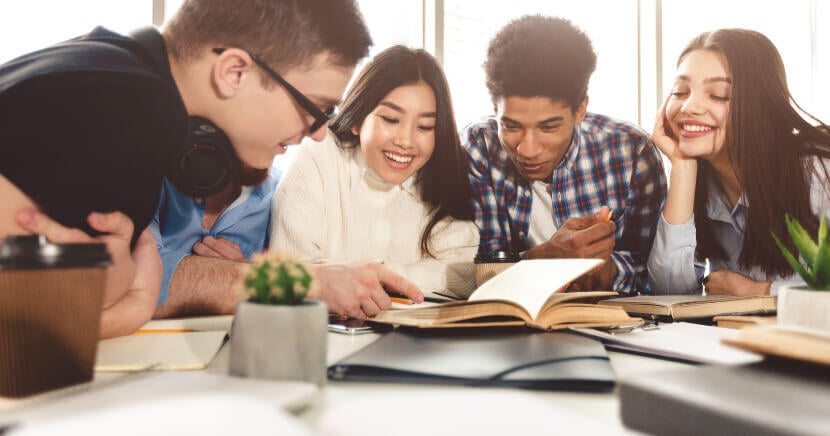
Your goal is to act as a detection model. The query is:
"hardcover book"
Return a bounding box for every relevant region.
[597,295,776,321]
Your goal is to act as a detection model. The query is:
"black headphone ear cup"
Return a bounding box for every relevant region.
[168,116,240,197]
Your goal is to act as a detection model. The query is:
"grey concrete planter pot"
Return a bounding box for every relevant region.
[229,300,328,386]
[778,285,830,336]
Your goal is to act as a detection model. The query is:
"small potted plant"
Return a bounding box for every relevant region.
[772,214,830,334]
[229,252,327,385]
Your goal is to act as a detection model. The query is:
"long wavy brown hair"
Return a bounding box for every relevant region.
[679,29,830,276]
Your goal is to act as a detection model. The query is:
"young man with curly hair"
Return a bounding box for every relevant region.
[461,15,667,293]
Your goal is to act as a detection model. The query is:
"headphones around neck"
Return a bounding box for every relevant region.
[167,116,240,197]
[129,27,240,197]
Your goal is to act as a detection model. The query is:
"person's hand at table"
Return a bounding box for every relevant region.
[307,261,423,319]
[16,209,162,338]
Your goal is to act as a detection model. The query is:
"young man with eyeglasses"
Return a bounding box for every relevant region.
[0,0,422,337]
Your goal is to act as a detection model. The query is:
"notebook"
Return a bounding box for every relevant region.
[94,316,233,371]
[328,327,615,392]
[571,322,762,365]
[95,332,228,371]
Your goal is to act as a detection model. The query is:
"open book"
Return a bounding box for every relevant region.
[371,259,642,330]
[597,295,776,321]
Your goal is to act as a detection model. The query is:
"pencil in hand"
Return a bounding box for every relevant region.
[389,297,415,305]
[387,291,415,305]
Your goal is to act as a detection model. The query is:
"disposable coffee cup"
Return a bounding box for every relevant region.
[0,235,111,398]
[474,250,521,287]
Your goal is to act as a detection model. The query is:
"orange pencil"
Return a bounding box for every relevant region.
[604,210,613,222]
[389,297,414,305]
[133,329,195,334]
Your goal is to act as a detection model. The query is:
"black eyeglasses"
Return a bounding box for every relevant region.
[213,48,333,134]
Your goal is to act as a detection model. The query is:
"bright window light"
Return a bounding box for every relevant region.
[0,0,150,64]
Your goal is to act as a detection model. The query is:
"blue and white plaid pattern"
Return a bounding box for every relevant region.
[461,113,667,294]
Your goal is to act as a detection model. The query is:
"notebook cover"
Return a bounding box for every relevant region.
[328,327,614,392]
[620,358,830,435]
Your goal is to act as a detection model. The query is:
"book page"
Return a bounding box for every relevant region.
[468,259,603,320]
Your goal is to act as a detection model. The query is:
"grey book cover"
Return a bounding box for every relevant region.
[620,359,830,435]
[328,327,614,392]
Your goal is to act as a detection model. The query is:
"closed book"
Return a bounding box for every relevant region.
[620,359,830,435]
[328,327,615,392]
[714,315,777,329]
[371,259,641,330]
[723,325,830,366]
[598,295,776,321]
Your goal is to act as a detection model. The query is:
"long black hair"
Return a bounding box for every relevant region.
[329,45,475,257]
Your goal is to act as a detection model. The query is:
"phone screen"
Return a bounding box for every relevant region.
[327,314,385,335]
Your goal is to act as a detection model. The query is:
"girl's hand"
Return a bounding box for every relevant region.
[652,96,689,163]
[705,269,772,296]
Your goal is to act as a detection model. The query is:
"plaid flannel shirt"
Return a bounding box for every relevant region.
[461,113,667,294]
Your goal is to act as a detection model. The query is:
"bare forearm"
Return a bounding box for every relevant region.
[100,288,157,338]
[663,159,698,224]
[154,256,247,318]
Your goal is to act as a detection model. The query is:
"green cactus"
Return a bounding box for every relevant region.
[242,252,314,304]
[772,214,830,290]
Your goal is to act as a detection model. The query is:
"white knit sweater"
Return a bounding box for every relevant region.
[270,133,479,295]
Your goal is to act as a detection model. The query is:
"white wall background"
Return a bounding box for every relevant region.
[2,0,828,129]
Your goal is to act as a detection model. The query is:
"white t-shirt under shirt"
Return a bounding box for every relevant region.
[527,180,558,247]
[270,132,479,295]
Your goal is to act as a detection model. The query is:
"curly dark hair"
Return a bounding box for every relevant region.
[484,15,596,110]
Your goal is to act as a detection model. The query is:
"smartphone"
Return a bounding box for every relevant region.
[327,314,387,335]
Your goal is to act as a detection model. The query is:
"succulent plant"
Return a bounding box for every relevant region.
[241,252,314,304]
[772,214,830,290]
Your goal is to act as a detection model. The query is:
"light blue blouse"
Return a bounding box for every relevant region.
[648,157,830,295]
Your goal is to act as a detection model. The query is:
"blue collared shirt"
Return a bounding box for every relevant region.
[461,113,667,294]
[150,167,281,305]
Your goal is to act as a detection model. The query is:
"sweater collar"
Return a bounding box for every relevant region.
[353,147,419,196]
